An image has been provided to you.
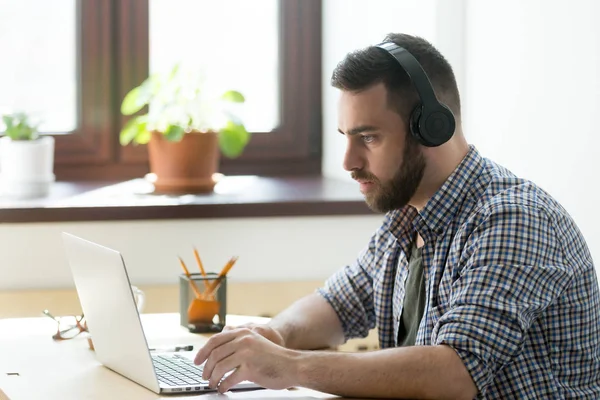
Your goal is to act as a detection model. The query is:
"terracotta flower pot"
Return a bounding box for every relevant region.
[147,131,220,194]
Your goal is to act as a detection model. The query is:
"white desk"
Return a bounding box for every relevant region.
[0,313,361,400]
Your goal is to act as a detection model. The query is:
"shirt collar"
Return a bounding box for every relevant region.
[384,205,418,242]
[384,145,485,242]
[417,145,485,237]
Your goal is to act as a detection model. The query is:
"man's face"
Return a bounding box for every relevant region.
[338,83,426,213]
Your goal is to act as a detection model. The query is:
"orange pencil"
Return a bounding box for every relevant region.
[178,256,204,299]
[192,247,211,291]
[206,256,238,296]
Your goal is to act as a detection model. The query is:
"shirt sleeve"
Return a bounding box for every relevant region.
[317,230,379,341]
[432,202,575,397]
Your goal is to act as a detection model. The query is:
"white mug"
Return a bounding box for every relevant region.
[131,286,146,313]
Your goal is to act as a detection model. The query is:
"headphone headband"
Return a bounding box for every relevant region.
[376,42,440,108]
[375,42,456,147]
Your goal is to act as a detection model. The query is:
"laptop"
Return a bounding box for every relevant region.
[61,232,262,394]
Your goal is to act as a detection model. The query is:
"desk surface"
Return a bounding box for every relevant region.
[0,313,369,400]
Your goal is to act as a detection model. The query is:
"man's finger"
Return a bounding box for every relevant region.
[224,323,255,331]
[201,342,236,381]
[194,329,242,365]
[208,353,241,389]
[217,367,246,394]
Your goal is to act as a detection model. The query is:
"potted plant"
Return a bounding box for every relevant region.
[0,112,55,199]
[119,64,250,194]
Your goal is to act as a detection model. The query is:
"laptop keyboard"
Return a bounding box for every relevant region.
[152,353,209,387]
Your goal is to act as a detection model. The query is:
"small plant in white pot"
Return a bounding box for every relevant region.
[0,112,55,199]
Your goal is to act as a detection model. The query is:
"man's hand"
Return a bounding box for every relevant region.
[222,323,286,347]
[194,327,298,393]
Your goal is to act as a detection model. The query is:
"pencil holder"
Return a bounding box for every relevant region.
[179,272,227,333]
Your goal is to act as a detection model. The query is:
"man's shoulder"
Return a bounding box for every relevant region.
[471,157,567,222]
[458,157,592,268]
[455,157,594,278]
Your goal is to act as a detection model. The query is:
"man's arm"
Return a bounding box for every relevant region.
[267,292,345,350]
[295,345,478,400]
[195,328,478,399]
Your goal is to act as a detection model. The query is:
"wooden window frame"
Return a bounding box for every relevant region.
[53,0,322,181]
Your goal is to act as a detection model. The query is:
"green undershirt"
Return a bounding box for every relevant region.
[397,243,426,347]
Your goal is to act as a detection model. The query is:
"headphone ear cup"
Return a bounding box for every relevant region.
[409,105,424,144]
[419,104,455,147]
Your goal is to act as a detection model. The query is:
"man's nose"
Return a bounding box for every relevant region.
[343,140,364,172]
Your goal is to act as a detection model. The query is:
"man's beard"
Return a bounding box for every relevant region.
[352,135,426,213]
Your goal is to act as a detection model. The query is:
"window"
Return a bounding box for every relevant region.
[0,0,114,173]
[0,0,77,132]
[150,0,280,133]
[0,0,322,181]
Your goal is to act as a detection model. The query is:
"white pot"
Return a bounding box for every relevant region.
[0,136,55,199]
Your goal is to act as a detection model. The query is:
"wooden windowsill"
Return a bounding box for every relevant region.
[0,175,374,223]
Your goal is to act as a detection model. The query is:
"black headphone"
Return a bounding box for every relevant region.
[376,42,455,147]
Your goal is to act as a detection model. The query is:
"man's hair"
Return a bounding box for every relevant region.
[331,33,461,125]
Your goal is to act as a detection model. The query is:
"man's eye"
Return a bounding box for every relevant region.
[362,135,375,143]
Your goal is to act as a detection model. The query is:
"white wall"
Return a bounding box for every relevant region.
[322,0,466,180]
[463,0,600,265]
[0,216,382,290]
[322,0,599,267]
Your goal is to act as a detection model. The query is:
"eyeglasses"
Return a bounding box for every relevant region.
[42,309,88,340]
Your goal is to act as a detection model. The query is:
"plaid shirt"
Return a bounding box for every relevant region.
[318,145,600,399]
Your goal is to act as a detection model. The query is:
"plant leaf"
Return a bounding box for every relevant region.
[136,128,152,144]
[2,112,39,140]
[169,63,180,80]
[163,125,185,142]
[221,90,245,103]
[2,115,13,130]
[121,86,150,115]
[119,116,147,145]
[219,122,250,158]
